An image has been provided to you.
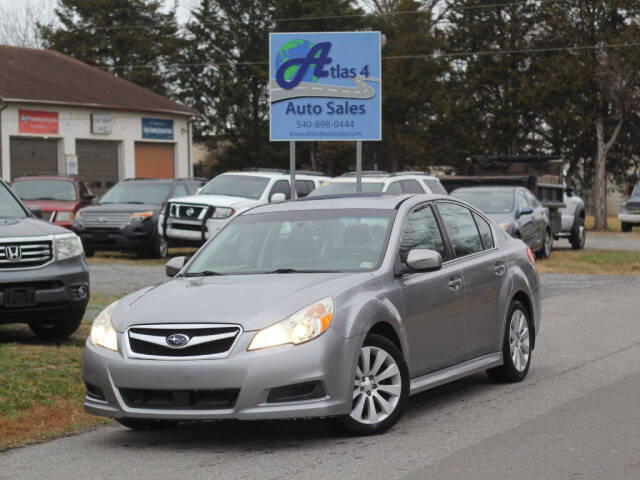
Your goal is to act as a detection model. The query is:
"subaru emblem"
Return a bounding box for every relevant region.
[166,333,190,348]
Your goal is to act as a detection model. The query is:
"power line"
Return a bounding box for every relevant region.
[92,42,640,70]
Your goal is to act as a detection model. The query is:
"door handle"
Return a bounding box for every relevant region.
[448,277,462,291]
[494,263,506,276]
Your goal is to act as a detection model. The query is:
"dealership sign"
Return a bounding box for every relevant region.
[141,118,174,140]
[269,32,381,141]
[18,110,59,135]
[91,114,113,135]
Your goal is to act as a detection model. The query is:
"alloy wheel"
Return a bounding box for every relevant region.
[544,231,552,257]
[350,346,402,425]
[509,309,530,373]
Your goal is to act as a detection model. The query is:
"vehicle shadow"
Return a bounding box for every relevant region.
[0,323,87,348]
[95,373,495,451]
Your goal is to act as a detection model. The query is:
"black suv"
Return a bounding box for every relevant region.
[73,178,205,258]
[0,180,89,340]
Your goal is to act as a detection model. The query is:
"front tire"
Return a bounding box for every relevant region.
[536,228,552,259]
[621,222,632,233]
[29,314,83,341]
[570,217,586,249]
[487,301,532,383]
[336,334,409,436]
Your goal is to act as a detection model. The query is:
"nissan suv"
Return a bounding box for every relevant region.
[74,178,205,258]
[161,169,329,246]
[1,180,89,340]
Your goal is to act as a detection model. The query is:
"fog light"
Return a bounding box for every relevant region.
[77,285,89,299]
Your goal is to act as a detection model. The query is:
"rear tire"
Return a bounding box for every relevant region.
[621,222,632,233]
[29,314,83,341]
[335,334,409,436]
[117,418,176,431]
[487,300,532,383]
[570,217,586,249]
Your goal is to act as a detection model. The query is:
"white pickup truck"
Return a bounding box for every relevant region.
[555,186,586,249]
[160,170,329,246]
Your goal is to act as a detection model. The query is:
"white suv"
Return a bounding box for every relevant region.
[161,170,329,245]
[308,171,447,196]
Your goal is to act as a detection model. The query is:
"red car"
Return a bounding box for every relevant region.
[11,175,96,229]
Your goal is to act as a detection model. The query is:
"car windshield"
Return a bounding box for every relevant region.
[99,183,170,205]
[199,175,270,199]
[309,181,384,196]
[12,180,77,201]
[1,184,28,219]
[186,209,394,275]
[452,190,514,214]
[632,184,640,198]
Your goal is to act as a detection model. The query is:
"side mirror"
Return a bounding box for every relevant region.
[565,186,574,197]
[30,206,43,218]
[270,192,286,203]
[406,249,443,272]
[518,206,533,217]
[83,193,97,203]
[165,256,187,277]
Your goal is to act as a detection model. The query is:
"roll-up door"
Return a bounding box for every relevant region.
[76,140,119,195]
[134,142,174,179]
[10,137,58,179]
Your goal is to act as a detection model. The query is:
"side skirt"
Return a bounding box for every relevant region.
[409,352,503,396]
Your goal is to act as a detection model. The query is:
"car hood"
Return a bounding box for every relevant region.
[167,194,261,210]
[111,272,372,332]
[0,217,71,237]
[22,199,77,212]
[79,203,160,214]
[484,213,515,225]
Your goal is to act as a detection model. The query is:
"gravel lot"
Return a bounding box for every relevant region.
[1,268,638,480]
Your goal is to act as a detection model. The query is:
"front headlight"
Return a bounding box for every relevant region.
[211,207,235,219]
[55,211,75,222]
[54,233,84,260]
[248,297,334,351]
[129,211,154,223]
[90,301,118,351]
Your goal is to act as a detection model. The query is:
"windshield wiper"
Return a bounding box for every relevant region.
[183,270,223,277]
[27,197,59,201]
[263,268,339,274]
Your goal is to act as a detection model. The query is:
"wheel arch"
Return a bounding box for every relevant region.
[368,321,403,353]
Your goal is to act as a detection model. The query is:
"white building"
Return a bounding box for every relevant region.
[0,46,196,194]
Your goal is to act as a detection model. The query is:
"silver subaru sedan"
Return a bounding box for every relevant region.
[83,194,541,435]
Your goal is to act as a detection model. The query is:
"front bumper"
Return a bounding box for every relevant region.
[83,328,362,421]
[75,222,156,252]
[0,256,89,324]
[618,213,640,224]
[164,217,233,245]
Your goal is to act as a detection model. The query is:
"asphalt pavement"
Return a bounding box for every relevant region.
[1,271,638,480]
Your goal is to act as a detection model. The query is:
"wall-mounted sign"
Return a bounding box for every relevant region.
[18,110,59,135]
[91,114,113,135]
[269,32,381,141]
[66,155,78,175]
[141,118,174,140]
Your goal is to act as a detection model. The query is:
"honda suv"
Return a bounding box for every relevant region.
[1,180,89,340]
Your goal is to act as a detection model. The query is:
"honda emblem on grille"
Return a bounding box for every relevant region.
[6,246,22,262]
[166,333,190,348]
[186,207,195,217]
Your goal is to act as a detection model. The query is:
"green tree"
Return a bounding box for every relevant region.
[40,0,182,95]
[174,0,363,174]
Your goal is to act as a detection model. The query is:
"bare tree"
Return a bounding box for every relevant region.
[0,0,56,48]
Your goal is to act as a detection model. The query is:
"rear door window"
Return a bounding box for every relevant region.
[422,178,447,194]
[400,179,425,193]
[386,181,403,193]
[472,212,494,250]
[437,202,484,257]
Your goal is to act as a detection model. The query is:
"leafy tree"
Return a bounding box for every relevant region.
[40,0,182,95]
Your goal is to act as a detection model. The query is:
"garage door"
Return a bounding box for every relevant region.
[76,140,119,196]
[10,137,58,179]
[135,142,174,179]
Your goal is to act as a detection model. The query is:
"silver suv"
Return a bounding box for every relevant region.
[84,194,540,435]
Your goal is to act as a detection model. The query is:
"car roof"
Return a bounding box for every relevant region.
[245,193,450,214]
[13,175,87,182]
[221,171,329,181]
[328,174,439,184]
[452,186,517,193]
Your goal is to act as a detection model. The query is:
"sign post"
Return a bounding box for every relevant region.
[290,141,296,200]
[269,32,381,191]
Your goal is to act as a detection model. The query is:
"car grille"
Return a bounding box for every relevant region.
[0,239,53,269]
[169,203,210,220]
[626,201,640,213]
[127,324,242,359]
[119,388,239,410]
[80,212,131,228]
